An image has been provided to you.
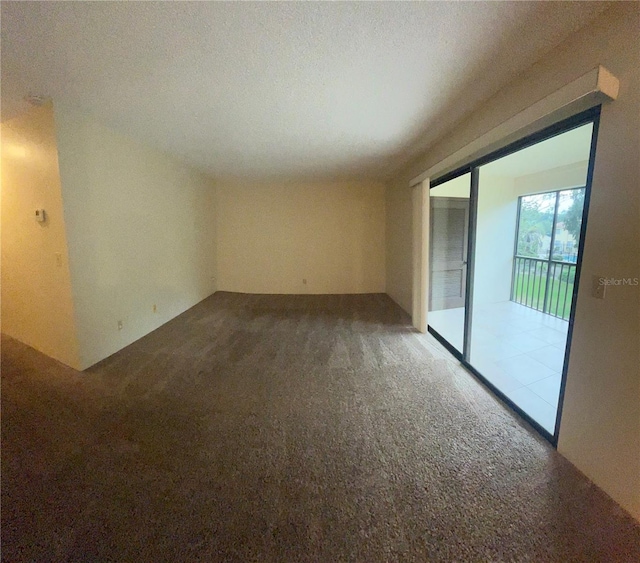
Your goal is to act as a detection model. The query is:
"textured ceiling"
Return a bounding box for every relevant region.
[1,2,610,181]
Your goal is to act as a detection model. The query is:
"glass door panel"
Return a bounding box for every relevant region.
[428,173,471,354]
[467,123,594,436]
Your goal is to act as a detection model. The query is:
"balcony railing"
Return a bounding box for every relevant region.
[511,256,576,320]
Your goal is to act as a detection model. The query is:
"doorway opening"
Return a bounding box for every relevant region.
[428,108,599,443]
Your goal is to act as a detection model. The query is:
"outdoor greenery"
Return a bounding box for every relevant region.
[516,196,554,257]
[562,188,585,241]
[513,267,575,320]
[516,188,585,259]
[513,188,584,320]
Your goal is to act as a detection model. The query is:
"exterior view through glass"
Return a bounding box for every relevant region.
[428,120,595,439]
[428,173,471,354]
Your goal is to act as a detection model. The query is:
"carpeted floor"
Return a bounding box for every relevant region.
[2,292,639,562]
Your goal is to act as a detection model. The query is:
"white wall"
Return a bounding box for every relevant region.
[514,161,588,194]
[430,174,470,198]
[1,105,81,368]
[385,3,640,519]
[474,162,589,307]
[473,174,517,307]
[215,181,385,295]
[54,107,217,369]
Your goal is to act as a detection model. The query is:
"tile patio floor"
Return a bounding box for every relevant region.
[428,301,568,433]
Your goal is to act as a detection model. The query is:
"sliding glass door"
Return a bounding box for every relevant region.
[428,110,599,442]
[428,173,471,355]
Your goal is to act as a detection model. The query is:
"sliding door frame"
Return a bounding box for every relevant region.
[427,105,601,446]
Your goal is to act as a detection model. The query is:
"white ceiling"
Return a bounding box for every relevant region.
[1,2,610,181]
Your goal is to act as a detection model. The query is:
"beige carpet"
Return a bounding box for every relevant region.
[2,292,639,561]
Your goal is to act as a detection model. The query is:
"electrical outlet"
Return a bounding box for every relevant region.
[591,275,606,299]
[117,320,123,330]
[302,279,307,285]
[153,304,157,313]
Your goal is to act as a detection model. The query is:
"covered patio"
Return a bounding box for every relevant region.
[428,300,568,433]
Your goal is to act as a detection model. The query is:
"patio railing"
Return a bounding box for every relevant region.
[511,256,576,320]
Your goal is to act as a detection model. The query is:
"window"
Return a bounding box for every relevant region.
[512,187,585,320]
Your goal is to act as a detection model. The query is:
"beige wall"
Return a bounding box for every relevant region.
[1,105,81,368]
[216,181,385,295]
[385,3,640,519]
[385,183,412,311]
[54,107,217,369]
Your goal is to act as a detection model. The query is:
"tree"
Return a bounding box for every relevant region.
[517,197,554,257]
[562,189,585,242]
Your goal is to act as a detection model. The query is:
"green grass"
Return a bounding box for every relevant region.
[513,270,574,320]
